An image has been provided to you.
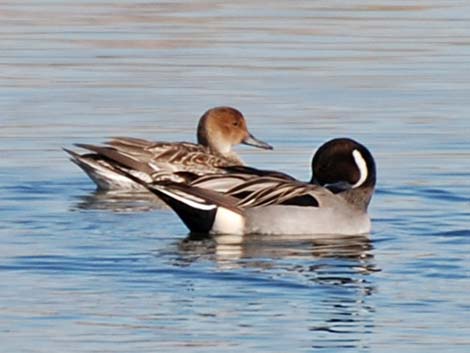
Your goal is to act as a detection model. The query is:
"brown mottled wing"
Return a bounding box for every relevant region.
[106,137,236,176]
[74,143,155,175]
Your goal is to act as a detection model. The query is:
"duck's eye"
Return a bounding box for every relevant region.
[232,121,239,127]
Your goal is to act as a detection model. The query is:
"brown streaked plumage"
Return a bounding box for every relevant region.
[65,106,272,191]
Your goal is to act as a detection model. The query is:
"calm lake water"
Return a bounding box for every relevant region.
[1,1,469,352]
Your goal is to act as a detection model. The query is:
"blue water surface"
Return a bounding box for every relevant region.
[1,1,469,352]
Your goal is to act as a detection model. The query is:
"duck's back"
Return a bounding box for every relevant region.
[107,137,242,174]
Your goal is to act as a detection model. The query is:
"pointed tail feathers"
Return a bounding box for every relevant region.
[74,144,155,175]
[64,147,148,190]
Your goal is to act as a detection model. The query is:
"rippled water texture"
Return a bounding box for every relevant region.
[1,1,469,352]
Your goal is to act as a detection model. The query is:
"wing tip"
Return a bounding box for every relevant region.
[63,147,79,158]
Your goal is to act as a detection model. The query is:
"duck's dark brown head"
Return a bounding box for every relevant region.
[310,138,376,190]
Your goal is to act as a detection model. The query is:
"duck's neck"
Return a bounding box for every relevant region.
[207,137,243,165]
[198,129,243,165]
[339,186,375,212]
[208,137,231,156]
[225,152,244,165]
[198,128,231,155]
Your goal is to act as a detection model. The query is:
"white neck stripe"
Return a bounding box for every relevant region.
[352,149,368,188]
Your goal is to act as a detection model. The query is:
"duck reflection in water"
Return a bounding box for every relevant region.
[175,232,379,282]
[72,190,168,212]
[173,232,378,350]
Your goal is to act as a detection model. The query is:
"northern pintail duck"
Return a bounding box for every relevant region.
[135,138,376,236]
[64,107,272,190]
